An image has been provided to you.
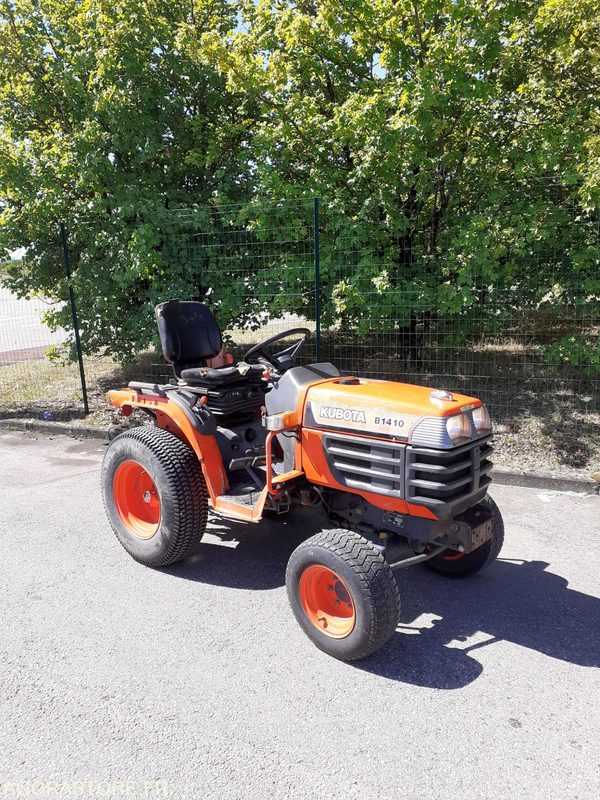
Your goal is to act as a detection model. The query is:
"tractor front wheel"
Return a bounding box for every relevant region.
[102,426,208,567]
[286,529,401,661]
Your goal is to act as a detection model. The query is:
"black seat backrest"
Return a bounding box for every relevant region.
[155,299,222,375]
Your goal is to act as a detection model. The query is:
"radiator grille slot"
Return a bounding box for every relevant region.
[330,439,372,454]
[323,433,404,497]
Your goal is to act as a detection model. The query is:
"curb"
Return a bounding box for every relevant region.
[1,418,598,494]
[0,418,110,441]
[490,466,599,495]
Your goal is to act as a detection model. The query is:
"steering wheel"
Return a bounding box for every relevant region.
[243,327,311,373]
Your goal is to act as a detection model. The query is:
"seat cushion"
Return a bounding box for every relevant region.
[179,364,265,386]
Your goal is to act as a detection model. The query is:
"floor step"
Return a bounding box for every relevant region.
[216,481,263,508]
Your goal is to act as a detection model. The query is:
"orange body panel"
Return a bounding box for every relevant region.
[290,377,483,521]
[107,389,228,504]
[307,379,479,417]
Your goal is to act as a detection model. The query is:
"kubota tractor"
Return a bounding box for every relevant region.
[102,299,503,661]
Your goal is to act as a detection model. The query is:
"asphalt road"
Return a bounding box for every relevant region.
[0,286,66,362]
[1,431,599,800]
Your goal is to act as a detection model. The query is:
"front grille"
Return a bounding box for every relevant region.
[405,435,493,517]
[323,433,404,497]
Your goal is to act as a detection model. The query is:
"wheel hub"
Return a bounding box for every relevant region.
[298,565,356,639]
[113,460,161,540]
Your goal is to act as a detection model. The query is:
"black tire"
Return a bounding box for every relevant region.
[286,529,401,661]
[101,426,208,567]
[425,494,504,578]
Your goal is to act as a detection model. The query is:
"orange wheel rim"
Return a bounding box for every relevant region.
[298,565,356,639]
[113,460,160,539]
[442,551,465,561]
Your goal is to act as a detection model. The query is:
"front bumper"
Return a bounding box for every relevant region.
[445,503,494,553]
[375,499,495,556]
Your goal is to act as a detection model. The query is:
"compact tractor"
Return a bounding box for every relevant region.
[102,300,503,661]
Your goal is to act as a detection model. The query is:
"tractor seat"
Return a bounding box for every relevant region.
[155,299,264,387]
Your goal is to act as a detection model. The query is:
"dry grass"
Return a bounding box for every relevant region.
[0,355,116,422]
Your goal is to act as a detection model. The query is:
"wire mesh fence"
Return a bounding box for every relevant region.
[78,198,319,392]
[0,281,72,418]
[0,200,317,418]
[0,190,598,474]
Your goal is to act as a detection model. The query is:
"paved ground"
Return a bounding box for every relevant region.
[0,431,599,800]
[0,286,66,362]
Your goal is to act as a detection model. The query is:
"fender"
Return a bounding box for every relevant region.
[107,387,228,503]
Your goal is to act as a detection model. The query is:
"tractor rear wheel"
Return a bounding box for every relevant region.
[425,494,504,578]
[101,426,208,567]
[286,529,401,661]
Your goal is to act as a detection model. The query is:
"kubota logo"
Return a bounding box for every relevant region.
[319,405,366,424]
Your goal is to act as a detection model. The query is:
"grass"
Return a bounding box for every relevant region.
[0,355,117,421]
[0,350,171,423]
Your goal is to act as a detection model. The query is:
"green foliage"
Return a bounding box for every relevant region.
[0,0,598,364]
[0,257,23,281]
[207,0,599,347]
[542,334,600,374]
[0,0,251,357]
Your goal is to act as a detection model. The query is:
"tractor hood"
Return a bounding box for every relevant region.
[303,377,488,449]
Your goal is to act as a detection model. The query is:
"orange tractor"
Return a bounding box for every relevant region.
[102,300,503,660]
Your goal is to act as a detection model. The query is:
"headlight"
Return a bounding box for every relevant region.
[472,404,492,432]
[446,413,472,441]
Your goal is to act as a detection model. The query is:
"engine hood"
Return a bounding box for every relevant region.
[303,377,485,446]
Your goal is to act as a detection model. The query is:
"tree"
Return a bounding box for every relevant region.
[205,0,599,351]
[0,0,252,359]
[0,0,598,365]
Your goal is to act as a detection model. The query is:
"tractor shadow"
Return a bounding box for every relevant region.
[160,509,324,591]
[358,558,600,689]
[163,518,600,690]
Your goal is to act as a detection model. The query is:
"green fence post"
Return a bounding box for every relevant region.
[313,198,321,362]
[59,222,89,415]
